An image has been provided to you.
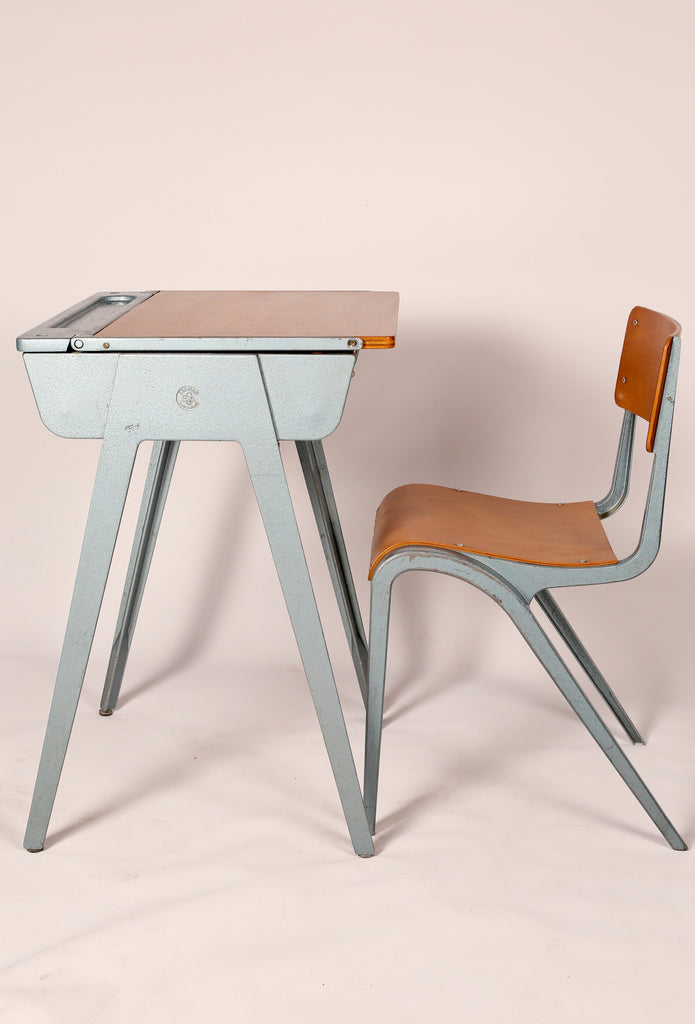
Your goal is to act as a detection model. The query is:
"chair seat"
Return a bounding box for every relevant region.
[369,484,618,577]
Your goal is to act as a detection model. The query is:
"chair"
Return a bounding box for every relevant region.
[364,306,687,850]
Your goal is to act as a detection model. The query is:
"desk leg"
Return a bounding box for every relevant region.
[25,435,139,851]
[244,439,374,857]
[296,440,369,706]
[100,440,180,714]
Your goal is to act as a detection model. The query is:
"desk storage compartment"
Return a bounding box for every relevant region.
[24,351,356,442]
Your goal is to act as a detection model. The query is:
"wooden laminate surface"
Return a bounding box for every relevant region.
[96,291,398,347]
[614,306,680,452]
[369,484,618,577]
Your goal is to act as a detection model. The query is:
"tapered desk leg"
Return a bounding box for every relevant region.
[245,439,374,856]
[24,436,139,852]
[100,440,180,714]
[296,440,369,705]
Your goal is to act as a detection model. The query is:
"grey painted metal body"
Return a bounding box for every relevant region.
[365,338,686,851]
[21,342,374,856]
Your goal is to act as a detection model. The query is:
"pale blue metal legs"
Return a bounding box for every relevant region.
[24,435,139,852]
[26,437,373,855]
[508,593,685,850]
[296,440,369,705]
[365,552,686,851]
[25,353,375,855]
[100,440,180,715]
[101,439,374,853]
[245,438,374,856]
[364,570,393,835]
[534,589,644,745]
[101,439,369,712]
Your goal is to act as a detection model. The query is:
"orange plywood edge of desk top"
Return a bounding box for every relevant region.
[96,291,398,346]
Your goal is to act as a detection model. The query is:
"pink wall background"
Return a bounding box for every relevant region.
[2,0,693,676]
[1,2,694,1020]
[3,0,693,656]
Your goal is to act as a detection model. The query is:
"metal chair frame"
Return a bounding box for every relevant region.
[365,328,686,851]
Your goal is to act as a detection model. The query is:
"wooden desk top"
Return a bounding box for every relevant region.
[96,291,399,348]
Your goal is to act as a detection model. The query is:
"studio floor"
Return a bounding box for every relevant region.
[3,543,695,1021]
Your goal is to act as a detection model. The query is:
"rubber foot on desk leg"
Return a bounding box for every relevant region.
[99,708,114,717]
[26,846,45,853]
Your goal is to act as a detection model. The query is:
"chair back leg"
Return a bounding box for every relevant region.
[504,595,686,850]
[534,589,644,744]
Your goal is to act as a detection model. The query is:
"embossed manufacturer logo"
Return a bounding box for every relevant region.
[176,386,199,410]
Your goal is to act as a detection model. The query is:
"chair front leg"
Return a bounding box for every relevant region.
[364,569,394,835]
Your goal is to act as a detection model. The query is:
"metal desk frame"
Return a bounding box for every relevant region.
[19,291,396,856]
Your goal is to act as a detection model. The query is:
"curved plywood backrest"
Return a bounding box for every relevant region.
[615,306,681,452]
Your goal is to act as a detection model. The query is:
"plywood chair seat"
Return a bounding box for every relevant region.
[370,485,618,577]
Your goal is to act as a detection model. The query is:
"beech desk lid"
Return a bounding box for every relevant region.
[18,291,399,353]
[97,291,398,349]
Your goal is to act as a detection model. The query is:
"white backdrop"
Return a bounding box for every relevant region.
[2,2,694,1021]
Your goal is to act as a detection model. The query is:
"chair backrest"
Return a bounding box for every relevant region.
[603,307,682,580]
[615,306,682,452]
